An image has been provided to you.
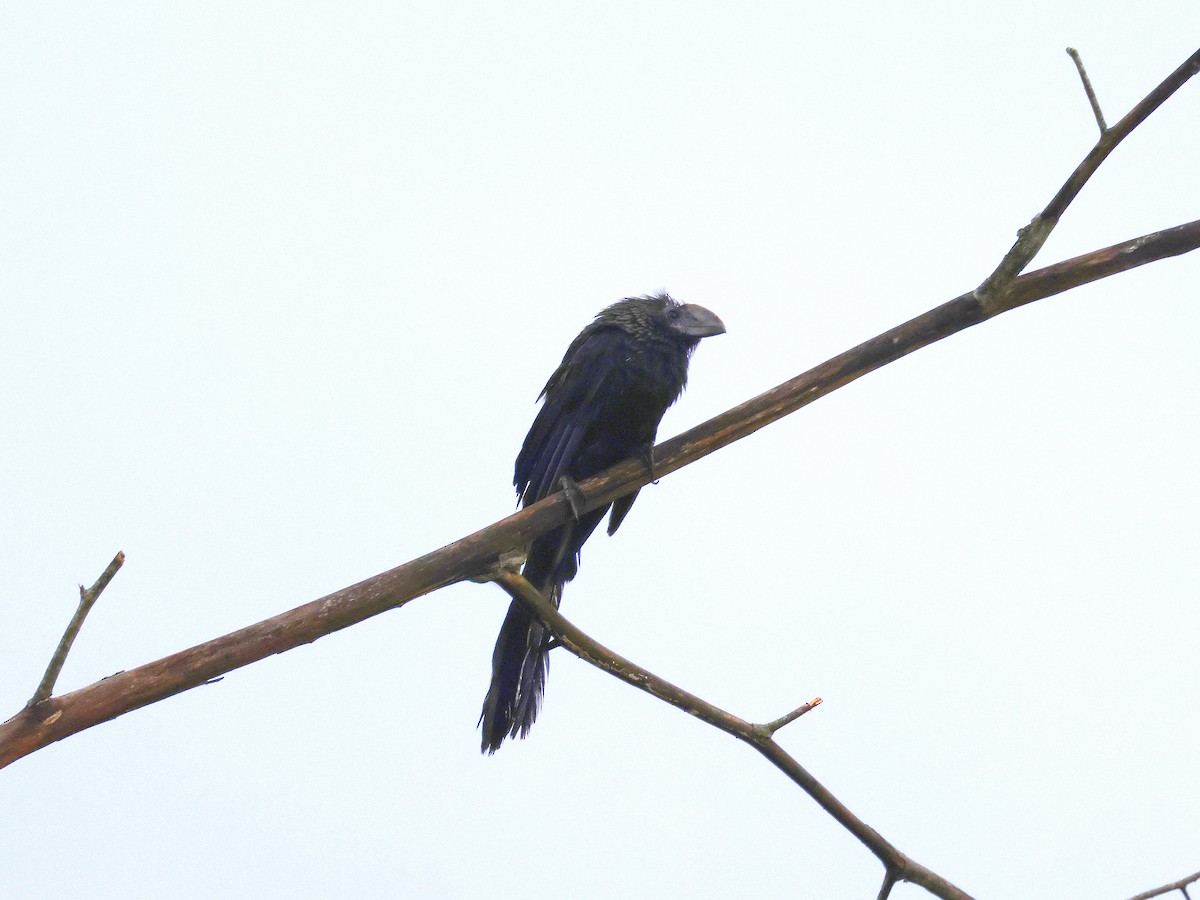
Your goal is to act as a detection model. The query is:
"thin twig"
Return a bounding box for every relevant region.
[878,869,900,900]
[1129,869,1200,900]
[28,551,125,707]
[757,698,823,737]
[492,569,974,900]
[1067,47,1107,133]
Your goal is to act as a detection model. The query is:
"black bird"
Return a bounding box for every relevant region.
[480,292,725,753]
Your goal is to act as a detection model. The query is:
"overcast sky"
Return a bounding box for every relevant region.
[3,4,1198,899]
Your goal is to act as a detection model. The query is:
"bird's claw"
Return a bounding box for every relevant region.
[640,448,659,484]
[559,476,586,521]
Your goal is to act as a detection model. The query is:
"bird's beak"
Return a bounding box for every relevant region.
[674,304,726,338]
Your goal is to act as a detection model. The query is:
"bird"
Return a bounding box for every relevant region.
[479,292,725,753]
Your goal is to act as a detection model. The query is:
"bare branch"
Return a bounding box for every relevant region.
[491,569,756,735]
[878,870,900,900]
[1,216,1197,770]
[492,570,973,899]
[756,697,823,737]
[975,46,1200,312]
[27,551,125,707]
[1067,47,1107,133]
[1129,870,1200,900]
[3,47,1199,771]
[1003,218,1200,310]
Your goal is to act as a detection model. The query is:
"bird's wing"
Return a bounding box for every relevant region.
[515,324,629,505]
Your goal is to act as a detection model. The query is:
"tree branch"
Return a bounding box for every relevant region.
[3,49,1198,781]
[2,48,1197,900]
[27,551,125,707]
[975,46,1200,312]
[492,570,973,900]
[1067,47,1107,133]
[756,697,823,738]
[2,216,1197,770]
[1130,870,1200,900]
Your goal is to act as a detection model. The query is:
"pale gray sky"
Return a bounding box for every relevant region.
[3,4,1198,898]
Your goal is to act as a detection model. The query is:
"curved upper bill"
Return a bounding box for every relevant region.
[674,303,727,338]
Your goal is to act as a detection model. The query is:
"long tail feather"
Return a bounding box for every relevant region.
[478,509,605,753]
[478,593,553,753]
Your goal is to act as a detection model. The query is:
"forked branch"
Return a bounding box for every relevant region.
[975,46,1200,311]
[4,204,1195,771]
[492,570,973,900]
[2,217,1198,770]
[1129,869,1200,900]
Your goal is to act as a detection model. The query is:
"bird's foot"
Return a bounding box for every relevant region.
[559,475,586,521]
[640,448,659,484]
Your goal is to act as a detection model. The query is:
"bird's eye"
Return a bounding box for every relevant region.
[667,307,680,319]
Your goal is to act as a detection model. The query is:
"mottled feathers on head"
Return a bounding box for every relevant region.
[592,292,714,350]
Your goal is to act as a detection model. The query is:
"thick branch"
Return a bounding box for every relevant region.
[28,552,125,707]
[492,570,973,900]
[2,218,1198,770]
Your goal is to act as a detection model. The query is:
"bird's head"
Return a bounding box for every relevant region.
[601,293,726,345]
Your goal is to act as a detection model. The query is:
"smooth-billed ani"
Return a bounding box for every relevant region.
[480,292,725,753]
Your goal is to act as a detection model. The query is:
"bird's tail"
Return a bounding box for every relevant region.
[479,583,558,754]
[479,511,604,753]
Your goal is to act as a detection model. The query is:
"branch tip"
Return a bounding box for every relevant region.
[758,697,824,737]
[1067,46,1108,133]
